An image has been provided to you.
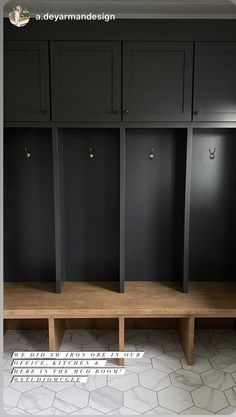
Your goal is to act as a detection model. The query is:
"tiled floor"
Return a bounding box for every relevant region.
[3,329,236,415]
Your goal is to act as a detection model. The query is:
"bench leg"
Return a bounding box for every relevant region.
[118,317,125,366]
[177,317,195,366]
[48,318,66,351]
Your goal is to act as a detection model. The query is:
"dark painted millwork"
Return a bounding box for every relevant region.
[52,128,65,293]
[50,42,121,121]
[194,43,236,121]
[5,39,236,123]
[4,19,236,293]
[189,129,236,281]
[182,128,193,293]
[4,41,50,122]
[119,128,126,293]
[123,42,193,122]
[4,19,236,42]
[61,129,120,282]
[125,129,186,283]
[4,128,55,282]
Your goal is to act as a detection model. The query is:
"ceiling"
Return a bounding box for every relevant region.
[4,0,236,18]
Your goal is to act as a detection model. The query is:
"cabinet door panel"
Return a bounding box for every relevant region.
[123,42,193,121]
[194,43,236,121]
[4,41,50,122]
[51,42,121,121]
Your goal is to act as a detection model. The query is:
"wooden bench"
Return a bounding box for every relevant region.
[4,281,236,366]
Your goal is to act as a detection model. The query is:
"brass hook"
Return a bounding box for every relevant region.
[89,147,94,159]
[209,147,216,160]
[24,147,31,159]
[149,148,155,160]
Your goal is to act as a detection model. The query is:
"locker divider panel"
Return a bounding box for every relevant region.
[189,128,236,281]
[4,128,55,282]
[119,128,126,293]
[61,128,120,282]
[125,128,186,283]
[53,128,66,293]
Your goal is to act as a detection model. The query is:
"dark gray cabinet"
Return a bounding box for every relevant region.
[4,39,236,125]
[123,42,193,122]
[194,43,236,121]
[4,41,50,122]
[50,42,121,122]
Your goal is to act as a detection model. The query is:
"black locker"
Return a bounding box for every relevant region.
[4,128,55,282]
[125,129,186,283]
[61,129,120,282]
[189,129,236,281]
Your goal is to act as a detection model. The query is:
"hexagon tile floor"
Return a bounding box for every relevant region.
[3,329,236,415]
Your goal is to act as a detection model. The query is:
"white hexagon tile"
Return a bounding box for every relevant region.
[3,328,236,415]
[158,386,193,413]
[124,386,158,413]
[89,386,123,413]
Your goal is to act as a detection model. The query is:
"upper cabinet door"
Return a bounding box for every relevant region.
[123,42,193,122]
[51,42,121,122]
[4,41,50,122]
[194,42,236,122]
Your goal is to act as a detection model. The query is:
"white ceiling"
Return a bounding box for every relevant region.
[4,0,236,18]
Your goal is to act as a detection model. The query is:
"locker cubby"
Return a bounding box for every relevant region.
[60,128,120,282]
[125,128,187,285]
[189,128,236,281]
[4,128,55,282]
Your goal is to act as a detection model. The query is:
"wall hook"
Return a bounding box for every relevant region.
[89,147,94,159]
[149,148,155,160]
[24,147,31,159]
[209,147,216,160]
